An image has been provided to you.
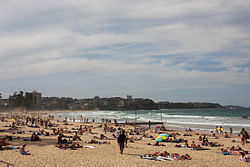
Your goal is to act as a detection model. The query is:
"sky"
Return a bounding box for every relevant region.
[0,0,250,107]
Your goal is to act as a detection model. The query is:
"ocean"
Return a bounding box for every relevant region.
[50,108,250,134]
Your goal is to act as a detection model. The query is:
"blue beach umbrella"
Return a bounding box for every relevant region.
[155,134,169,142]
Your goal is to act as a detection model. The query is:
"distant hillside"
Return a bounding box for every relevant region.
[224,105,249,109]
[158,101,223,109]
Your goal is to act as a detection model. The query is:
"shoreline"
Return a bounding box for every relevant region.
[2,109,247,135]
[43,109,248,134]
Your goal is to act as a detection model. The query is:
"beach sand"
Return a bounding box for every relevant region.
[0,110,250,167]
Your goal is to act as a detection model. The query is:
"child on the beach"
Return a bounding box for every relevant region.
[20,144,30,155]
[239,152,250,162]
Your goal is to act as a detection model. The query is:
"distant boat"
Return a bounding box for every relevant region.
[241,116,248,119]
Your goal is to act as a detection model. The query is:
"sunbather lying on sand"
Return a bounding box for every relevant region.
[56,143,83,149]
[208,142,223,147]
[142,134,153,138]
[232,145,244,151]
[175,143,209,150]
[219,147,248,155]
[147,141,165,146]
[87,139,110,144]
[144,151,170,157]
[141,151,191,161]
[146,143,165,146]
[128,136,143,142]
[164,137,184,143]
[169,132,181,137]
[0,145,20,150]
[93,134,115,140]
[170,154,192,160]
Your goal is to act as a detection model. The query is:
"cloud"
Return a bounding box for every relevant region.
[0,0,250,106]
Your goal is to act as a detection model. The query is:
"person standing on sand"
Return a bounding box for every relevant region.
[220,126,223,134]
[230,128,233,136]
[104,123,108,134]
[240,128,249,145]
[125,131,129,148]
[117,130,127,154]
[80,115,83,122]
[45,120,48,129]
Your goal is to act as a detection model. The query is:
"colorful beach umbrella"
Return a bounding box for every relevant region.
[155,134,169,142]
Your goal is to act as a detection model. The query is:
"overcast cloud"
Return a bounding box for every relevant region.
[0,0,250,106]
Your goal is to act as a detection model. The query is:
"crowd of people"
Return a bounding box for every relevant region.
[0,112,250,165]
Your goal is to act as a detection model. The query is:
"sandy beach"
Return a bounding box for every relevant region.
[0,110,250,167]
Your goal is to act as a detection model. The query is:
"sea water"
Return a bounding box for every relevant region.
[50,108,250,133]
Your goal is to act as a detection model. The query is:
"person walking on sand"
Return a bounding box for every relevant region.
[117,130,127,154]
[215,126,218,134]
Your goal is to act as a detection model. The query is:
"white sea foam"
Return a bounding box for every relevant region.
[50,110,250,133]
[161,114,203,118]
[137,117,154,122]
[165,120,250,127]
[204,116,218,119]
[126,116,139,119]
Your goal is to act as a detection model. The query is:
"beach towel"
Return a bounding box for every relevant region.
[57,145,82,149]
[62,148,77,150]
[158,156,174,161]
[23,138,31,141]
[194,148,210,151]
[175,145,191,149]
[140,155,173,161]
[83,145,95,149]
[216,152,237,155]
